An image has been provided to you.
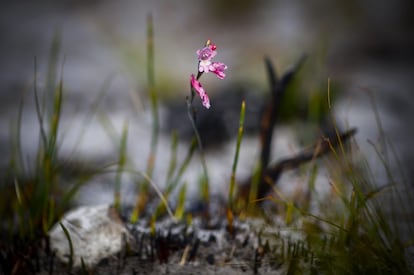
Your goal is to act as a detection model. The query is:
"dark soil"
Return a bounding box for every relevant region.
[3,202,286,275]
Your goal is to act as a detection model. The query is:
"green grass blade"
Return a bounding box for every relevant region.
[48,67,64,159]
[175,183,187,220]
[7,88,26,176]
[46,30,61,113]
[198,174,209,210]
[149,137,196,223]
[228,100,245,210]
[64,75,114,161]
[59,222,74,269]
[130,13,160,222]
[248,162,262,213]
[114,121,129,210]
[145,12,159,180]
[14,179,23,205]
[166,130,178,181]
[133,171,176,223]
[166,137,197,195]
[97,111,121,147]
[33,57,48,150]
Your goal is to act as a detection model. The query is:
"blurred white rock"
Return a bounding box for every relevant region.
[48,204,132,267]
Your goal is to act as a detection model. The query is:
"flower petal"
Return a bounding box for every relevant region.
[209,62,228,79]
[190,74,211,109]
[196,45,217,62]
[198,60,211,73]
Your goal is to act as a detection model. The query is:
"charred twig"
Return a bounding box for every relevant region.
[188,238,200,262]
[265,128,356,182]
[247,55,305,203]
[239,128,357,201]
[259,55,306,171]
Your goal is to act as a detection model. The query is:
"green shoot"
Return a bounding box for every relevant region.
[175,183,187,220]
[247,162,262,214]
[166,130,178,182]
[59,222,74,269]
[114,121,129,211]
[131,13,160,222]
[151,135,197,221]
[166,137,197,195]
[145,12,159,179]
[228,100,246,208]
[227,100,246,231]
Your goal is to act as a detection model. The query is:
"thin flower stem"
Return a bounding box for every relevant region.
[186,94,210,196]
[184,39,228,212]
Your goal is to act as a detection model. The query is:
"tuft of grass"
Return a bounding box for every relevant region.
[151,134,196,222]
[130,13,160,223]
[262,84,414,274]
[0,33,118,274]
[227,100,246,232]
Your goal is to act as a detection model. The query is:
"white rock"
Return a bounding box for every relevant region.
[48,204,132,267]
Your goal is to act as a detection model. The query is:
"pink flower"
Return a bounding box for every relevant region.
[189,40,227,109]
[196,44,217,73]
[190,74,210,109]
[209,62,227,79]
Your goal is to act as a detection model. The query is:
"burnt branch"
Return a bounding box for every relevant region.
[239,128,357,201]
[259,55,306,172]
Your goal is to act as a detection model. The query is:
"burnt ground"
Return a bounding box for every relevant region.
[21,214,288,275]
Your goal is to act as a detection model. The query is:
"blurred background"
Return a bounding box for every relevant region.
[1,0,413,204]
